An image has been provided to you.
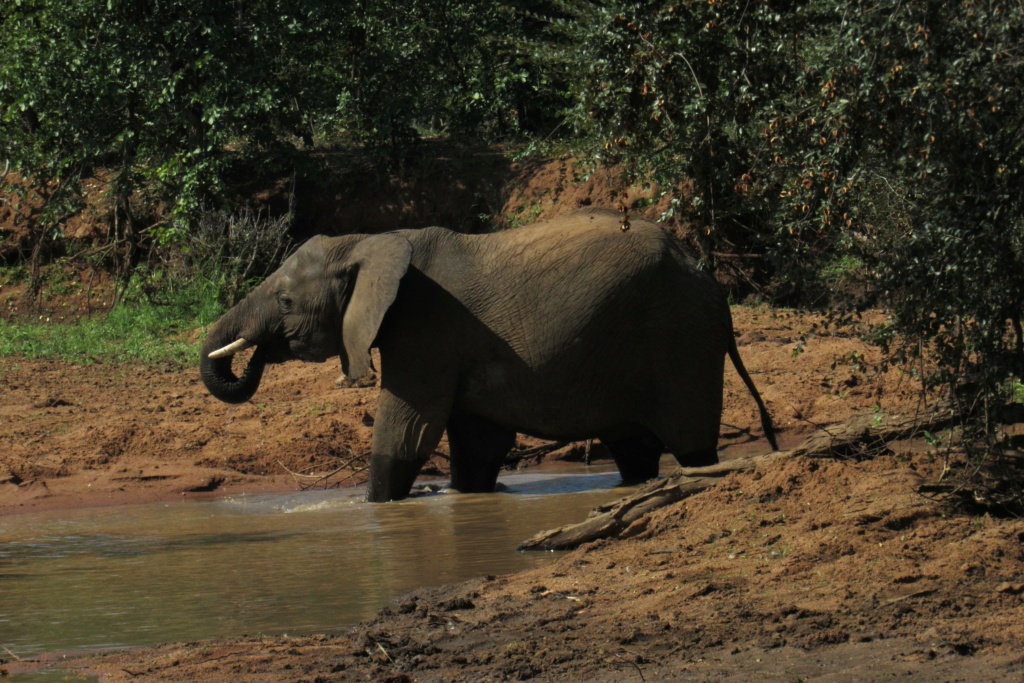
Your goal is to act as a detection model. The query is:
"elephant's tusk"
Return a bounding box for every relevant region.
[208,338,254,359]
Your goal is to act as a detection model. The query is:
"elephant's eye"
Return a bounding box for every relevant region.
[278,294,293,311]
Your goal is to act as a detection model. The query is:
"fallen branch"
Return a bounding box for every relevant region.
[516,470,728,551]
[518,404,957,551]
[788,400,955,460]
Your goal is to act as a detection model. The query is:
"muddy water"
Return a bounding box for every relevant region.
[0,464,637,660]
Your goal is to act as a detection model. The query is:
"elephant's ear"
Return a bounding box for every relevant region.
[340,234,413,380]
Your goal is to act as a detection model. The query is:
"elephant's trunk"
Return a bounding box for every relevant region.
[200,317,268,404]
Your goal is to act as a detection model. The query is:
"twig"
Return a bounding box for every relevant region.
[505,441,571,466]
[2,645,23,661]
[614,651,646,682]
[883,588,937,606]
[73,240,121,261]
[327,466,370,489]
[513,441,570,457]
[277,455,368,490]
[375,642,394,664]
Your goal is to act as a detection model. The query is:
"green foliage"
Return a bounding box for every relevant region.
[545,0,1022,317]
[182,208,295,306]
[779,2,1024,455]
[0,274,224,366]
[763,1,1024,373]
[545,0,795,249]
[0,206,291,365]
[327,0,561,161]
[0,0,337,229]
[0,0,559,237]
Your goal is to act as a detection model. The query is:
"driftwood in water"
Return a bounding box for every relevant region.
[517,404,956,551]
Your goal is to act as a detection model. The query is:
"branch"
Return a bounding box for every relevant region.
[518,403,957,551]
[504,440,572,467]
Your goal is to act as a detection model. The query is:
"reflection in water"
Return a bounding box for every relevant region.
[0,467,633,659]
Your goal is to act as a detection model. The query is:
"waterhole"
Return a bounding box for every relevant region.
[1,462,640,661]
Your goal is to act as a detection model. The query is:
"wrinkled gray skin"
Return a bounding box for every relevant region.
[200,208,778,502]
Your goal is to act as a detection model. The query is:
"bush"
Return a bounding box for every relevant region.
[0,207,293,365]
[0,0,556,235]
[183,209,296,307]
[544,0,1024,507]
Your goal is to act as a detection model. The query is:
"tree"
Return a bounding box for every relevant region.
[546,0,1024,503]
[0,0,339,251]
[331,0,561,162]
[0,1,558,243]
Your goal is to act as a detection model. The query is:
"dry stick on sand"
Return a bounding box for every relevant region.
[277,455,369,491]
[518,403,957,551]
[504,441,572,467]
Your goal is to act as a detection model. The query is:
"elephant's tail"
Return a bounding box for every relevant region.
[727,336,780,451]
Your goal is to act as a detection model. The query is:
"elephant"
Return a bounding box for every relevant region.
[200,207,778,502]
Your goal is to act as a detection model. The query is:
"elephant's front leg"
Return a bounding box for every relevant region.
[366,388,449,502]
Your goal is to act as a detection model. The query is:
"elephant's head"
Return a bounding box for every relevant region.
[200,233,413,404]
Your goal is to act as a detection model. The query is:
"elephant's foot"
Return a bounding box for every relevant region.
[613,462,661,485]
[365,454,424,502]
[674,448,719,468]
[447,413,515,494]
[604,435,664,484]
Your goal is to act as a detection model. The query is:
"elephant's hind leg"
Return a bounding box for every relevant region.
[604,434,664,484]
[662,423,720,469]
[660,383,722,469]
[447,413,515,494]
[672,448,719,468]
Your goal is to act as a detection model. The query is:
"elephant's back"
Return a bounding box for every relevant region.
[405,208,694,276]
[489,207,673,261]
[394,210,731,438]
[452,209,725,365]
